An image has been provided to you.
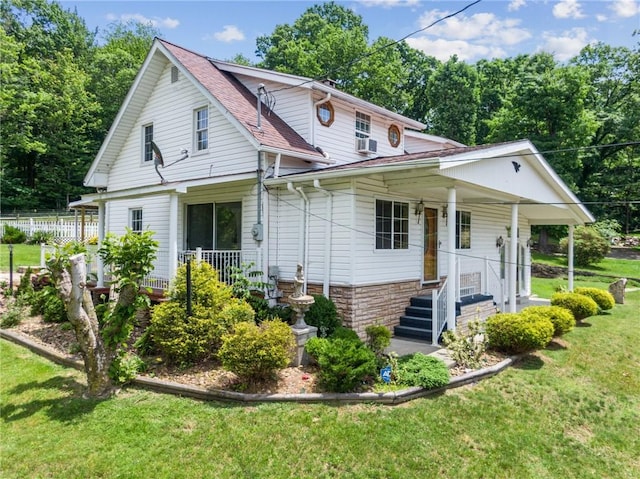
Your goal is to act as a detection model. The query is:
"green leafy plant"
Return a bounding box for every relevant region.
[1,225,27,244]
[303,294,341,337]
[0,298,27,327]
[520,305,576,337]
[27,230,54,245]
[218,320,295,382]
[109,351,145,384]
[330,326,360,341]
[442,319,487,369]
[396,353,450,389]
[365,324,391,368]
[228,262,270,301]
[485,312,554,354]
[551,292,599,321]
[574,287,615,311]
[305,336,377,393]
[560,226,610,267]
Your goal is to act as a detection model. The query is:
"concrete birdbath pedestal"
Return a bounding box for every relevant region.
[289,264,317,366]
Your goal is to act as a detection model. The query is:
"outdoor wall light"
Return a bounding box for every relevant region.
[415,199,424,223]
[442,204,448,220]
[496,236,504,248]
[526,238,532,248]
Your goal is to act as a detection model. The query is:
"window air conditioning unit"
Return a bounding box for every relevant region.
[356,137,377,154]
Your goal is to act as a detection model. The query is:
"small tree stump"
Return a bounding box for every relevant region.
[608,278,627,304]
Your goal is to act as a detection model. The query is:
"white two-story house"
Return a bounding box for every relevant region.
[72,38,594,341]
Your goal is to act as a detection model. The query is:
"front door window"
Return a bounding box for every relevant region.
[423,207,438,282]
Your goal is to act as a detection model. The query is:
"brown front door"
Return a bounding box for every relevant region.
[423,207,438,282]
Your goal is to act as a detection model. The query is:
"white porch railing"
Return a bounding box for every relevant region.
[178,248,260,285]
[431,277,449,346]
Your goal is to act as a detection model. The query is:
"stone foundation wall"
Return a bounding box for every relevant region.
[456,300,498,335]
[278,280,441,339]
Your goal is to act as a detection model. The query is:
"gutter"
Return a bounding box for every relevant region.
[287,182,310,293]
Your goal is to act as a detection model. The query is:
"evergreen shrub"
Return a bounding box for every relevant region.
[218,320,295,381]
[559,226,609,266]
[485,312,553,354]
[396,353,450,389]
[520,305,576,336]
[305,336,376,392]
[303,294,341,337]
[551,292,599,321]
[1,225,26,244]
[574,287,615,311]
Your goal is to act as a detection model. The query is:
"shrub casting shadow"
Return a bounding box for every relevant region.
[575,321,593,328]
[1,376,100,423]
[512,354,544,371]
[545,339,568,351]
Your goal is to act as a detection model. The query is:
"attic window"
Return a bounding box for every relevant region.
[316,101,334,127]
[388,125,401,147]
[171,66,179,83]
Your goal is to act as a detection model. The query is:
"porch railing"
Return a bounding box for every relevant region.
[431,276,449,346]
[178,248,259,285]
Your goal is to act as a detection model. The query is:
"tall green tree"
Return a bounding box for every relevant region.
[425,56,480,145]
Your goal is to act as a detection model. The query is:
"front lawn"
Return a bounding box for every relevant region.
[2,292,639,478]
[0,243,42,272]
[532,251,640,279]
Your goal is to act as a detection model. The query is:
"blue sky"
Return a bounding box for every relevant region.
[61,0,639,62]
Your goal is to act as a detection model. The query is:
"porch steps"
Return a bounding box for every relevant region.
[393,295,460,342]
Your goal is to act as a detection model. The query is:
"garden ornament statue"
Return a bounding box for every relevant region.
[289,263,314,329]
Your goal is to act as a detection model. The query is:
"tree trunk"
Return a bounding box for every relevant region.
[56,254,113,398]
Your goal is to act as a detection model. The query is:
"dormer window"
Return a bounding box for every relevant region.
[316,101,334,127]
[355,111,371,139]
[388,125,401,147]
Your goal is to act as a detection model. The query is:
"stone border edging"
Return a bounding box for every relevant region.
[1,328,514,405]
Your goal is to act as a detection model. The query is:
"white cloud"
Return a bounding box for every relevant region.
[610,0,640,17]
[358,0,420,7]
[406,37,506,61]
[552,0,585,19]
[212,25,245,42]
[106,13,179,29]
[537,28,593,61]
[411,10,532,59]
[596,13,608,22]
[508,0,526,12]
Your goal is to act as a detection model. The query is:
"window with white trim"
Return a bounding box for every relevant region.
[376,199,409,250]
[143,124,153,162]
[130,208,143,233]
[456,211,471,249]
[355,111,371,139]
[195,107,208,151]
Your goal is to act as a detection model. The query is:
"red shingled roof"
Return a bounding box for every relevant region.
[159,39,323,159]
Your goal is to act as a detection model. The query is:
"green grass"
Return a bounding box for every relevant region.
[0,244,42,272]
[2,293,639,478]
[532,252,640,279]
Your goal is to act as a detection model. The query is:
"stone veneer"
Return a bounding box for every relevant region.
[278,280,441,339]
[455,300,498,335]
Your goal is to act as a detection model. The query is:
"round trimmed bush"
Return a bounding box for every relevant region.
[574,287,615,311]
[485,312,554,354]
[397,353,450,390]
[218,320,295,381]
[520,305,575,336]
[550,292,599,321]
[303,294,341,337]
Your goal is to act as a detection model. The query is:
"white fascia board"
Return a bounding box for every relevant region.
[84,40,167,187]
[212,60,312,88]
[260,146,335,165]
[439,140,532,170]
[404,130,466,147]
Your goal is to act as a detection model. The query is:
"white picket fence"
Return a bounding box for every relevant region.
[1,218,99,244]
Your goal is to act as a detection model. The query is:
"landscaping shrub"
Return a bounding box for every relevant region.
[305,336,377,392]
[574,287,615,311]
[1,225,26,244]
[0,298,27,327]
[27,230,54,245]
[246,295,294,324]
[365,324,391,368]
[396,353,450,389]
[28,285,67,323]
[551,292,599,321]
[442,319,487,369]
[520,305,575,337]
[303,294,341,337]
[485,312,553,354]
[559,226,609,267]
[330,326,360,341]
[150,262,250,365]
[109,351,145,384]
[218,320,295,381]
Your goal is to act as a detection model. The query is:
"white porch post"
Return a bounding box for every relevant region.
[168,192,179,281]
[568,224,575,291]
[447,187,457,332]
[508,203,518,312]
[97,201,105,287]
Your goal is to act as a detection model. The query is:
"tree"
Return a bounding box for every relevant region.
[48,230,158,398]
[425,56,480,145]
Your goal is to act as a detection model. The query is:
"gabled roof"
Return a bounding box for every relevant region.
[84,38,326,187]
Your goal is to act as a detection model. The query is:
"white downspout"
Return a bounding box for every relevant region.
[568,224,575,292]
[97,201,105,287]
[274,152,281,179]
[508,203,519,313]
[168,192,179,281]
[313,179,332,297]
[287,182,309,294]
